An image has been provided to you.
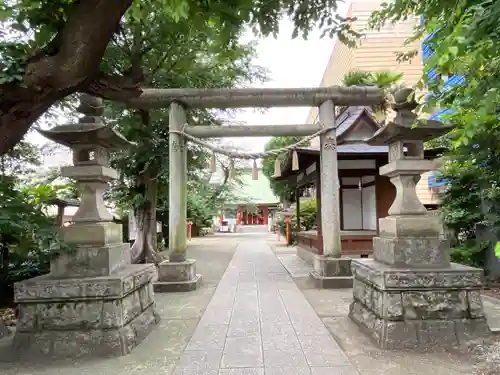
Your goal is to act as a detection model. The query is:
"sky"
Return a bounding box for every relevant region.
[221,18,337,153]
[29,13,346,167]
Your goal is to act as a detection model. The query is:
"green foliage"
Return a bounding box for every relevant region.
[439,161,483,240]
[342,70,403,88]
[0,140,73,305]
[449,240,489,268]
[105,6,265,224]
[293,198,317,231]
[262,136,308,200]
[367,0,500,265]
[341,69,404,119]
[368,0,500,147]
[275,199,317,246]
[275,216,295,245]
[0,180,73,284]
[0,140,41,176]
[187,193,213,228]
[103,6,266,247]
[0,0,355,89]
[437,128,500,265]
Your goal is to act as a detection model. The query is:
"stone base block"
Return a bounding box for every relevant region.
[373,236,450,268]
[154,274,203,293]
[310,256,353,289]
[12,263,160,358]
[349,301,491,349]
[378,215,442,238]
[348,259,491,349]
[50,242,130,278]
[313,255,352,276]
[155,259,202,292]
[310,272,353,289]
[61,221,123,246]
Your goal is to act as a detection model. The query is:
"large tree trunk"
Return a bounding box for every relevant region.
[0,0,135,154]
[129,110,161,264]
[130,168,161,264]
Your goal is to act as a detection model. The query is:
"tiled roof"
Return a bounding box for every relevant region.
[222,170,280,205]
[335,106,368,138]
[298,106,384,154]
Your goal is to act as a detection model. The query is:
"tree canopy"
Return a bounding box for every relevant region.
[262,136,307,201]
[0,0,355,155]
[98,2,265,262]
[369,0,500,146]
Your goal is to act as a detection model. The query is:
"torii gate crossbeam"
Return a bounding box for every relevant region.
[160,86,388,261]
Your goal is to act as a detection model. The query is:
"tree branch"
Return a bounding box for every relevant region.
[0,0,134,154]
[25,0,134,90]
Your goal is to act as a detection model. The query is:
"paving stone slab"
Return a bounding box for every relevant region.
[228,320,261,337]
[310,366,359,375]
[265,367,311,375]
[171,236,357,375]
[219,369,265,375]
[175,349,223,369]
[221,335,263,368]
[185,324,228,351]
[173,367,219,375]
[299,335,351,367]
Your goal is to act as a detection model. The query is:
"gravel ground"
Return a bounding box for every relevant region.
[483,286,500,300]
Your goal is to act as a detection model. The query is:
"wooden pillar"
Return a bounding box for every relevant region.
[319,100,341,257]
[237,207,241,225]
[263,207,269,225]
[169,102,188,260]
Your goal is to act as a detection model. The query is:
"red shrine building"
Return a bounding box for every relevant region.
[216,169,280,227]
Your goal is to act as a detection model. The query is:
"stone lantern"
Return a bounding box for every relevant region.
[349,89,490,349]
[13,94,159,358]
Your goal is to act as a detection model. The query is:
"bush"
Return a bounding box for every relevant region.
[186,193,213,228]
[450,240,489,268]
[293,198,317,231]
[0,181,72,306]
[276,198,318,246]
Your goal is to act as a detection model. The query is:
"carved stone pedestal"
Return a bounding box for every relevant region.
[154,259,202,292]
[348,89,491,349]
[349,259,490,349]
[14,263,159,357]
[13,94,160,358]
[310,255,353,289]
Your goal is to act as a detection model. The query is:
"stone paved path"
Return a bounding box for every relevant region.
[173,236,358,375]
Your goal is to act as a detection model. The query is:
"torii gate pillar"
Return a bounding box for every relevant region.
[309,100,353,288]
[168,102,188,258]
[154,102,202,293]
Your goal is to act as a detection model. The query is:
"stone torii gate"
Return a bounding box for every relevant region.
[141,87,387,292]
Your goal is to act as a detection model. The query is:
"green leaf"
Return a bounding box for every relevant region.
[495,242,500,259]
[437,53,449,65]
[448,46,459,56]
